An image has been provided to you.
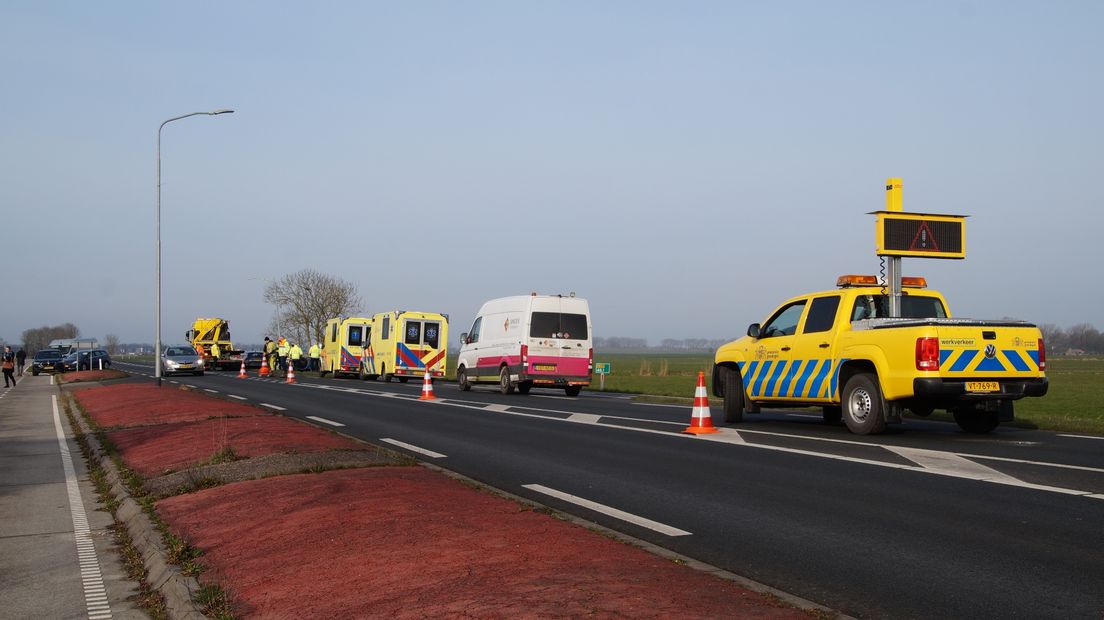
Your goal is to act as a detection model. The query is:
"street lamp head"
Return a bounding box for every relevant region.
[210,109,234,115]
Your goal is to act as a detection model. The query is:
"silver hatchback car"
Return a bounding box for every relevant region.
[161,345,205,376]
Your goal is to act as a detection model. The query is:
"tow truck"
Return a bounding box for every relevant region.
[185,318,244,371]
[712,275,1047,434]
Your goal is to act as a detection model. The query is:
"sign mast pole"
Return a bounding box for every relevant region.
[885,178,904,318]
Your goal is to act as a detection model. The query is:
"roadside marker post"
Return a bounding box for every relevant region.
[594,362,611,391]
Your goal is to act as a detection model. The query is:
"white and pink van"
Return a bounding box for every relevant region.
[457,294,593,396]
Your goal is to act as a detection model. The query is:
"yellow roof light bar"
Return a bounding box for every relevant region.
[836,275,927,288]
[837,275,878,287]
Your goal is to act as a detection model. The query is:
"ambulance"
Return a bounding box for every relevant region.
[320,316,374,378]
[367,310,449,382]
[457,293,593,396]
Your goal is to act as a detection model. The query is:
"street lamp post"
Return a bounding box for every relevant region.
[157,109,234,386]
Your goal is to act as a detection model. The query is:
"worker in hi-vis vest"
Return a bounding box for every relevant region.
[210,342,221,363]
[277,338,290,374]
[289,343,303,372]
[308,342,321,372]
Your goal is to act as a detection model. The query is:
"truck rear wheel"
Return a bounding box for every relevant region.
[564,385,581,397]
[722,368,744,423]
[457,367,471,391]
[953,409,1000,434]
[518,381,532,394]
[842,373,887,435]
[499,366,514,394]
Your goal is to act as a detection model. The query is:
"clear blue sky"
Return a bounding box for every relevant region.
[2,1,1101,346]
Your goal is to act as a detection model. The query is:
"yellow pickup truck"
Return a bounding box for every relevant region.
[712,275,1048,435]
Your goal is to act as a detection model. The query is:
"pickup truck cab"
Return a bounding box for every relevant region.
[712,275,1048,435]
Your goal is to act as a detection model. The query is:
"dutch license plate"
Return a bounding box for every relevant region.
[966,381,1000,393]
[534,364,557,372]
[180,364,193,369]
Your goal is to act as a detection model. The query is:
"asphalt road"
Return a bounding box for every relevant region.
[114,361,1104,619]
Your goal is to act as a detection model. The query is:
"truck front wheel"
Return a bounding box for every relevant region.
[722,368,744,423]
[842,373,887,435]
[953,409,999,434]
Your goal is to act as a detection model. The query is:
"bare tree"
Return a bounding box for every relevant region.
[21,323,80,353]
[264,269,362,347]
[104,334,120,355]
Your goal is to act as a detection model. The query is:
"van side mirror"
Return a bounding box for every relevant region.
[747,323,761,339]
[460,333,469,345]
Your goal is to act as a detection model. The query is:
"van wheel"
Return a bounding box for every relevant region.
[499,366,515,394]
[399,377,409,383]
[359,363,368,381]
[842,373,887,435]
[518,381,532,394]
[953,409,1000,433]
[381,365,392,382]
[457,367,471,391]
[564,385,581,397]
[723,368,744,423]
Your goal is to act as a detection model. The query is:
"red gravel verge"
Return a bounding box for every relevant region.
[158,468,807,619]
[107,416,361,477]
[75,383,264,428]
[59,369,128,384]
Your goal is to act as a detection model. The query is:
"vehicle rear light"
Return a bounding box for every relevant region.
[521,345,528,368]
[915,337,940,371]
[396,368,405,374]
[1037,339,1046,371]
[588,347,594,372]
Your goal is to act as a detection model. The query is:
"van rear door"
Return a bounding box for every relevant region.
[526,298,591,383]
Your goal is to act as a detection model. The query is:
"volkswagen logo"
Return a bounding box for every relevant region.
[984,344,996,358]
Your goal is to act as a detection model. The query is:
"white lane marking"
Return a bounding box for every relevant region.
[204,389,218,393]
[633,402,695,409]
[51,396,114,619]
[1059,434,1104,441]
[960,453,1104,474]
[254,382,1104,499]
[523,484,691,537]
[380,438,447,459]
[426,397,1104,500]
[885,446,1023,485]
[530,394,577,401]
[568,413,601,424]
[227,395,247,400]
[305,415,345,427]
[260,403,286,411]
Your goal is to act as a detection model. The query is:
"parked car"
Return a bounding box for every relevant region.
[160,345,204,376]
[60,349,112,372]
[31,349,64,375]
[243,351,265,370]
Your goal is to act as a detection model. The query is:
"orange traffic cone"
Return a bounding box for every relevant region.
[237,359,248,379]
[418,370,437,401]
[683,371,718,434]
[259,357,270,377]
[286,360,297,384]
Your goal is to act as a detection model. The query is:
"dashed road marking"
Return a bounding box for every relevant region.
[52,396,113,619]
[1059,434,1104,441]
[227,395,247,400]
[204,389,218,394]
[380,438,447,458]
[306,415,344,427]
[260,403,286,411]
[523,483,691,537]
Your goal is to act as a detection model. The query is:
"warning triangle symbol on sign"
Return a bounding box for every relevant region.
[910,221,940,252]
